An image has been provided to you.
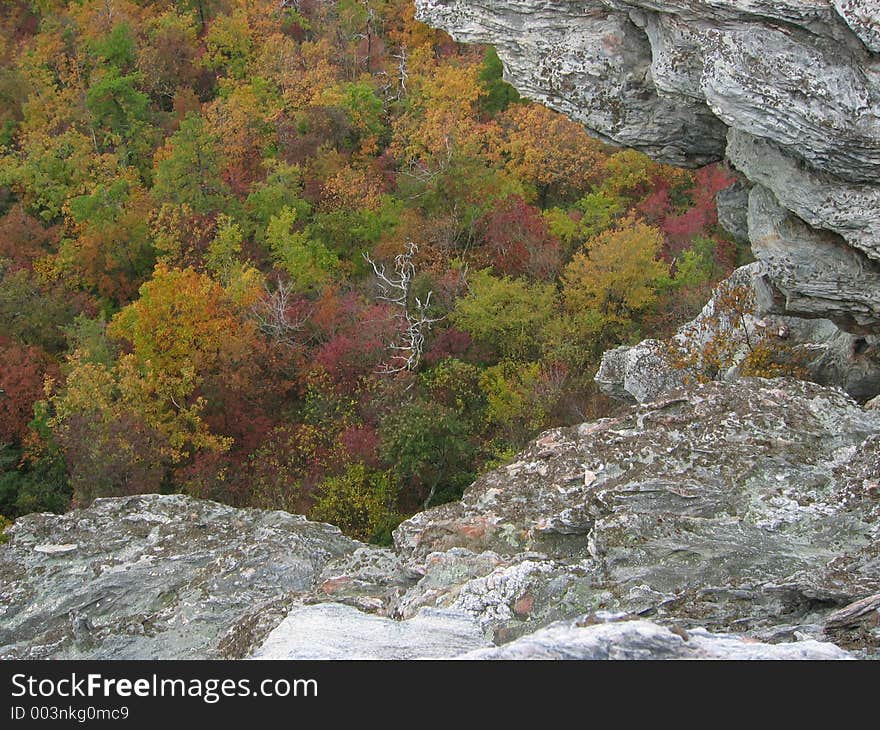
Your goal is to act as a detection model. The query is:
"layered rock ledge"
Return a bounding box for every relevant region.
[414,0,880,353]
[5,378,876,659]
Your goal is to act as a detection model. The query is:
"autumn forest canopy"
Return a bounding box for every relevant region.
[0,0,747,542]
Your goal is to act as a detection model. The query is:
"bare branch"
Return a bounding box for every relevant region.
[377,45,408,108]
[364,242,443,374]
[250,280,313,349]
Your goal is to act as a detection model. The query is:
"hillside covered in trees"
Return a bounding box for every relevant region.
[0,0,745,543]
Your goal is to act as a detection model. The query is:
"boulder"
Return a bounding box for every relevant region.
[595,339,685,404]
[0,494,358,659]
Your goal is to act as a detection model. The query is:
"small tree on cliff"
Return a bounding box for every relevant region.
[665,278,809,383]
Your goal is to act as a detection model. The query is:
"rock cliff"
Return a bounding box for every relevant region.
[596,263,880,403]
[3,379,878,659]
[414,0,880,347]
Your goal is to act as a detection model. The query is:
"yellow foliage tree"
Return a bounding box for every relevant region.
[562,218,669,349]
[392,59,499,165]
[99,264,256,460]
[500,103,607,205]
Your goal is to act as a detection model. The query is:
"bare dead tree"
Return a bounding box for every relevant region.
[251,279,313,349]
[377,45,409,102]
[364,242,442,374]
[391,44,408,99]
[351,0,379,72]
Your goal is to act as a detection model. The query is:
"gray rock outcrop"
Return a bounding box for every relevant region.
[295,378,880,654]
[461,616,853,659]
[414,0,880,340]
[2,378,878,658]
[0,494,359,659]
[596,263,880,403]
[386,378,880,652]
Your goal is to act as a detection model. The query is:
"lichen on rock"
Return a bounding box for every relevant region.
[390,378,880,649]
[3,379,878,658]
[0,494,359,659]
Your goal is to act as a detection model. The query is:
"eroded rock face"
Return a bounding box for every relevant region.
[0,494,359,659]
[414,0,880,337]
[596,263,880,403]
[389,378,880,648]
[748,186,880,334]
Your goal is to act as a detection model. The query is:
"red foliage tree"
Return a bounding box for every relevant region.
[424,327,475,366]
[0,337,58,445]
[476,195,561,280]
[337,424,381,468]
[0,207,59,272]
[658,164,735,254]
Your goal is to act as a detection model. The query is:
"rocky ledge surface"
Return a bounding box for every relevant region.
[459,615,854,660]
[379,377,880,653]
[0,495,357,659]
[6,378,880,658]
[4,378,876,659]
[414,0,880,352]
[251,604,851,660]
